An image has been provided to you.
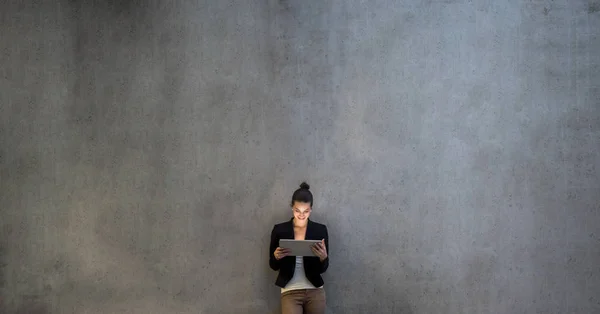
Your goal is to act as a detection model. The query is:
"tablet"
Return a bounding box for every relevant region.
[279,239,321,256]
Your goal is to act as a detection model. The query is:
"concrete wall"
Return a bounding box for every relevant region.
[1,0,598,313]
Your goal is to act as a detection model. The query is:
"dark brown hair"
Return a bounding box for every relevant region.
[290,182,313,207]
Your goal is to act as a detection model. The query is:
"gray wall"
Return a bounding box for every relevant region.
[1,0,599,313]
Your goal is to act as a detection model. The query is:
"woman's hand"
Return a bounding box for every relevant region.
[274,247,290,260]
[311,239,328,262]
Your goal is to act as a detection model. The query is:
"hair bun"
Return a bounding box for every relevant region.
[299,182,310,190]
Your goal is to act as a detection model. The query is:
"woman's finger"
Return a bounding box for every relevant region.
[277,247,290,254]
[315,244,324,252]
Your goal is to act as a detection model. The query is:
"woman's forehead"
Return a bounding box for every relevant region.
[293,202,311,210]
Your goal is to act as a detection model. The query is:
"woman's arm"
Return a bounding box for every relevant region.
[320,226,329,273]
[269,225,281,270]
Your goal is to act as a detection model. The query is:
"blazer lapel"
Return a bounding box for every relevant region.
[284,217,295,239]
[305,218,314,240]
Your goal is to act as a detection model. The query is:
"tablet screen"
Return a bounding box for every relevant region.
[279,239,321,256]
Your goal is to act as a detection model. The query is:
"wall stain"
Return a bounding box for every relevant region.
[14,303,50,314]
[0,245,5,303]
[589,2,600,13]
[13,295,50,314]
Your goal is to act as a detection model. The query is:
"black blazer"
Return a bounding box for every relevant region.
[269,218,330,288]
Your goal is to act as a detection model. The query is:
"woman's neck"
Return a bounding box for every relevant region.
[293,219,307,228]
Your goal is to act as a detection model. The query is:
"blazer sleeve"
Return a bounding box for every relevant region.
[269,225,281,270]
[320,225,329,273]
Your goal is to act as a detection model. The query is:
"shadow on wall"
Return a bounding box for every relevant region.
[329,248,414,314]
[0,244,4,313]
[13,299,49,314]
[0,235,49,314]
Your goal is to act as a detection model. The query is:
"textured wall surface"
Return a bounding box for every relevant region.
[1,0,599,313]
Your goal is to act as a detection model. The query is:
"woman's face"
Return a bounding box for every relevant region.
[292,201,311,223]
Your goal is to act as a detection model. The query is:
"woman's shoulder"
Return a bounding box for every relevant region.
[309,220,328,229]
[273,219,293,229]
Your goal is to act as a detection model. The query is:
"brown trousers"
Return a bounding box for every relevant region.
[281,288,326,314]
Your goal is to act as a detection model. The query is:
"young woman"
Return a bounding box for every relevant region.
[269,182,330,314]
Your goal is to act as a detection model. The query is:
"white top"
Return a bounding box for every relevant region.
[281,257,323,293]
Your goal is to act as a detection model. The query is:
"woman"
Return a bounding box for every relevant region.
[269,182,329,314]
